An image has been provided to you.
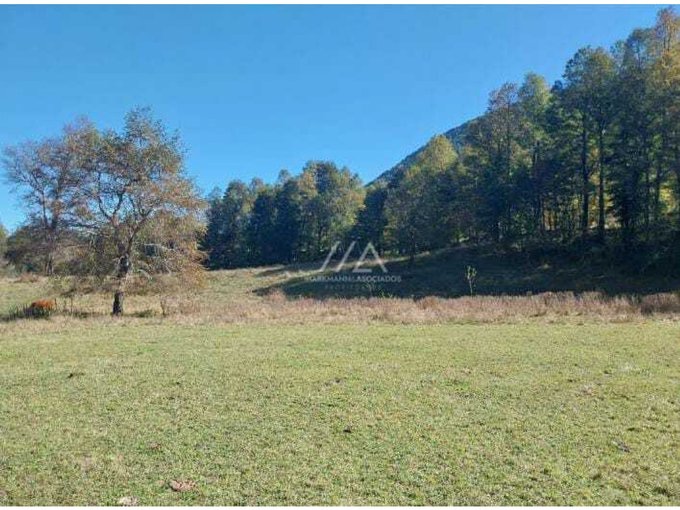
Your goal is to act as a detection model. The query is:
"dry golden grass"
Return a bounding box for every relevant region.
[2,266,680,333]
[165,289,680,325]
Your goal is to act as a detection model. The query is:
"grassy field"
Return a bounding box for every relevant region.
[1,322,679,505]
[1,255,679,505]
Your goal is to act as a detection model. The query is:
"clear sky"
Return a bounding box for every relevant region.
[0,4,664,230]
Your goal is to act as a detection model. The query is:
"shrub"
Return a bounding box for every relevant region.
[465,265,478,296]
[639,293,680,315]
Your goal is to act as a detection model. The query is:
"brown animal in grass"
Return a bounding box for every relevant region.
[29,299,57,312]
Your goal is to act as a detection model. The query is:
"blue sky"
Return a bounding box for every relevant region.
[0,5,663,230]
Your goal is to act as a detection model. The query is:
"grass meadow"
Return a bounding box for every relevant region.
[1,254,679,505]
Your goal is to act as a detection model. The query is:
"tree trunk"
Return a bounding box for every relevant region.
[44,231,56,276]
[44,252,54,276]
[112,290,125,316]
[644,163,651,242]
[675,144,680,231]
[653,161,662,227]
[580,121,589,240]
[407,237,416,269]
[597,129,606,243]
[112,253,131,316]
[676,165,680,231]
[642,135,651,242]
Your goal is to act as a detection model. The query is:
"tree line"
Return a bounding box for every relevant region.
[202,8,680,269]
[202,163,364,268]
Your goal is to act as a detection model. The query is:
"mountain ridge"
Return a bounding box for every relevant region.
[370,120,472,186]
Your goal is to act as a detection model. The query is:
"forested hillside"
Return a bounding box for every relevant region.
[370,122,470,186]
[5,8,680,278]
[195,8,680,272]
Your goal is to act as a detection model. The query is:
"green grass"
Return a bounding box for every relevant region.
[1,321,679,505]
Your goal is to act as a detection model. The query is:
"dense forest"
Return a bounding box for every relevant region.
[200,7,680,271]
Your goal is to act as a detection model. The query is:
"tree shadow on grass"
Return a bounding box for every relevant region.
[255,244,680,300]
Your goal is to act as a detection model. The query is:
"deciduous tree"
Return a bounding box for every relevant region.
[76,108,205,315]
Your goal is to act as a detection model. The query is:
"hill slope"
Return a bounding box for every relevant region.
[261,243,680,299]
[371,120,471,185]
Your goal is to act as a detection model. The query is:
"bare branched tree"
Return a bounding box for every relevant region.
[2,120,94,274]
